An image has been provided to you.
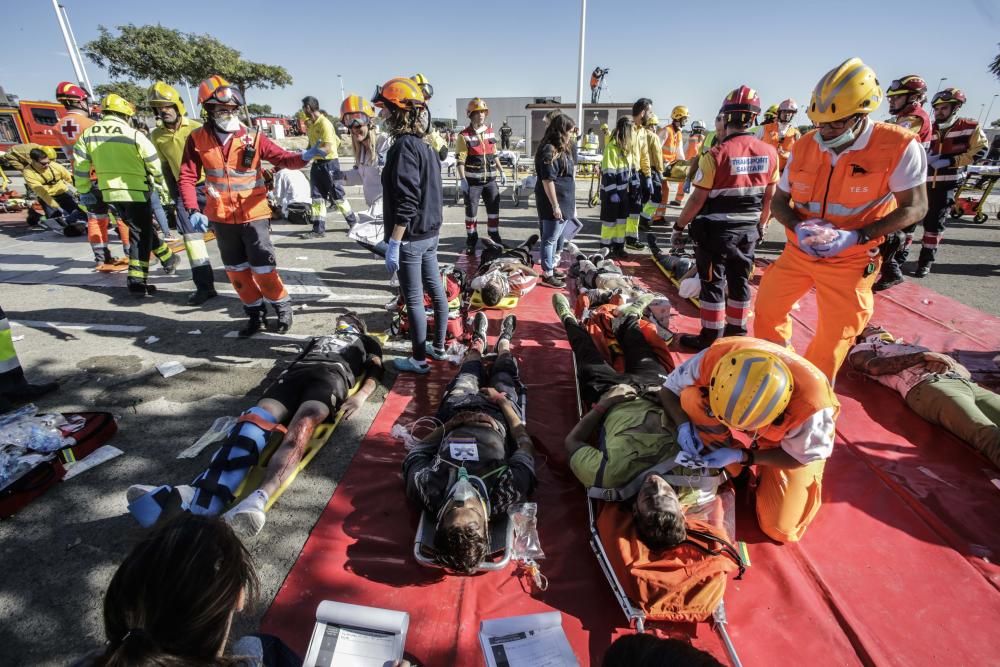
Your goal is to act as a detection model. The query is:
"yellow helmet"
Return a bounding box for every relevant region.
[807,57,883,124]
[671,105,689,120]
[709,348,794,431]
[411,73,433,100]
[101,93,135,118]
[467,97,489,116]
[147,81,186,116]
[765,104,780,117]
[645,113,659,127]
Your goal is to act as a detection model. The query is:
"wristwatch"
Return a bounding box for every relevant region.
[856,228,871,246]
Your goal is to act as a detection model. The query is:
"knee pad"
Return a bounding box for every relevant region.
[189,407,280,516]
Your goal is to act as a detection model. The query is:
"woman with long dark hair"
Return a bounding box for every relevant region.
[375,77,450,373]
[84,515,299,666]
[534,113,581,288]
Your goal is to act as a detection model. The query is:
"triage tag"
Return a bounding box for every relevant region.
[449,437,480,462]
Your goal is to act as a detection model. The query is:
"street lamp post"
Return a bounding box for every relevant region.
[932,77,947,97]
[337,74,345,103]
[984,94,999,127]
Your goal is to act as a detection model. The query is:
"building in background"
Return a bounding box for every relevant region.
[455,96,561,152]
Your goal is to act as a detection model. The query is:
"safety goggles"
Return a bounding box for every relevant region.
[208,86,241,105]
[342,112,370,128]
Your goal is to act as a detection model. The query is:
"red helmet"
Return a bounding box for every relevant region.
[886,75,927,97]
[55,81,89,102]
[720,85,761,115]
[932,87,966,108]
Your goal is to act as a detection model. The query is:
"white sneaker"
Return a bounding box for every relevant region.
[223,491,267,538]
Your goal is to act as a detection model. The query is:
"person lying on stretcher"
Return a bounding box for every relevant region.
[552,293,714,549]
[126,313,383,537]
[646,233,702,300]
[403,312,535,573]
[469,234,540,307]
[848,325,1000,469]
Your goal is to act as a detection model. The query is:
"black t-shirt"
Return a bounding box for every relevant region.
[294,333,384,386]
[534,143,576,221]
[499,125,512,138]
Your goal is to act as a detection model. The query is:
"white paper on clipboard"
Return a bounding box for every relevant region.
[479,612,579,667]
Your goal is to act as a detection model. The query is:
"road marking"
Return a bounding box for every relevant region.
[11,319,146,333]
[223,330,312,341]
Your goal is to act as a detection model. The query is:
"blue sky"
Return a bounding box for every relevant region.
[4,0,1000,125]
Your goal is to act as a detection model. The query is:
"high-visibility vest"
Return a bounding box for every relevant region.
[889,107,931,148]
[73,115,162,203]
[458,125,498,184]
[758,121,800,170]
[692,337,839,446]
[696,133,777,226]
[190,127,270,224]
[659,124,684,164]
[929,117,982,184]
[685,134,704,160]
[785,122,912,254]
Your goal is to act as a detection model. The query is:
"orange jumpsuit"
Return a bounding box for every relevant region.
[753,123,915,380]
[671,337,838,542]
[656,123,685,211]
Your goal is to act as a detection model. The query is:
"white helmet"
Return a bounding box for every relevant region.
[778,98,798,113]
[691,119,706,131]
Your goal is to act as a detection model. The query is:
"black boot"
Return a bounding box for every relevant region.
[273,302,293,334]
[495,314,517,353]
[0,380,59,404]
[913,263,931,278]
[625,236,646,250]
[128,282,157,297]
[679,333,714,351]
[161,253,180,275]
[646,233,661,256]
[488,230,507,247]
[465,231,479,254]
[187,288,218,306]
[471,311,488,348]
[611,243,629,260]
[239,305,267,338]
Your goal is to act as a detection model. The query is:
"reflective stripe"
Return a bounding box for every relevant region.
[700,212,760,222]
[928,174,961,182]
[84,135,144,146]
[204,168,226,177]
[708,185,767,198]
[745,370,788,430]
[944,129,974,138]
[250,265,275,274]
[0,317,10,333]
[723,356,770,424]
[701,301,724,312]
[144,153,159,163]
[0,356,22,374]
[825,192,894,218]
[225,262,251,271]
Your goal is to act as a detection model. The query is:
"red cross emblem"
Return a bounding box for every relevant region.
[60,118,81,141]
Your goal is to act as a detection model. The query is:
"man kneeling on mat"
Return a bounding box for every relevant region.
[469,234,540,307]
[553,293,709,550]
[127,313,383,537]
[848,325,1000,469]
[403,311,535,573]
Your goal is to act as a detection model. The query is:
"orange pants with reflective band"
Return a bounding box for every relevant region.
[86,212,130,263]
[680,386,825,542]
[215,220,289,308]
[753,243,879,381]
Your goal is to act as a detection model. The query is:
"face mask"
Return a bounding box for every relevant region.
[816,117,861,149]
[215,115,240,133]
[438,468,491,521]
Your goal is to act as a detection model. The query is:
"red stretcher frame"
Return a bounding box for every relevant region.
[262,253,1000,666]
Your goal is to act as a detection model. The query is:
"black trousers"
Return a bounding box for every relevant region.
[111,200,154,289]
[465,179,501,222]
[691,220,757,341]
[564,316,663,405]
[918,181,956,266]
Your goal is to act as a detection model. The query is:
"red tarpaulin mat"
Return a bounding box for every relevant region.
[263,252,1000,666]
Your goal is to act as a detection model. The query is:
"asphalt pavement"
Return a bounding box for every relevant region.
[1,175,998,665]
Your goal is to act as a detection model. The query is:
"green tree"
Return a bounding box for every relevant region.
[991,118,1000,128]
[991,43,1000,81]
[84,24,293,101]
[94,81,150,110]
[247,103,273,116]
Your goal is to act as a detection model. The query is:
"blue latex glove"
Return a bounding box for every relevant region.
[499,171,508,187]
[702,447,744,469]
[811,229,860,258]
[610,193,621,205]
[301,141,328,162]
[460,178,469,194]
[929,156,951,170]
[645,176,654,194]
[385,238,401,274]
[189,211,209,233]
[683,179,692,194]
[677,422,704,456]
[79,192,97,207]
[794,221,827,257]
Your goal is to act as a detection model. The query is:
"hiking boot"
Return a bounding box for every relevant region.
[471,311,489,348]
[679,333,713,351]
[540,273,566,288]
[552,293,575,323]
[553,269,567,279]
[625,237,646,251]
[273,303,293,334]
[912,263,931,278]
[614,293,656,330]
[299,230,326,239]
[187,289,218,306]
[0,380,58,404]
[496,314,517,352]
[160,253,180,275]
[872,276,904,292]
[128,283,157,297]
[611,244,629,260]
[465,232,479,254]
[239,307,267,338]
